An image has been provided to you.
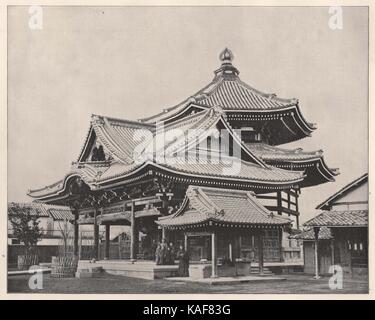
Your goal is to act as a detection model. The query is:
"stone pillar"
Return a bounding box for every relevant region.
[104,224,110,260]
[313,227,320,279]
[130,200,137,262]
[211,231,218,278]
[258,231,264,275]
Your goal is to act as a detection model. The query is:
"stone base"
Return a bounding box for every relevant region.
[77,260,179,280]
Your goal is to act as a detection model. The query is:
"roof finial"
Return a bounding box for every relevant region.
[214,48,239,78]
[219,48,234,63]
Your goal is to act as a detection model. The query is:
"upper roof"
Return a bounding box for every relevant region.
[8,202,74,221]
[303,210,368,228]
[316,173,368,210]
[157,185,291,229]
[141,49,314,132]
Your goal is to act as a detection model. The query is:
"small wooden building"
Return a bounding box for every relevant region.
[295,174,368,278]
[157,186,290,277]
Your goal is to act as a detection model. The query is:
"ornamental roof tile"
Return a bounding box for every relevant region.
[157,186,291,227]
[245,143,323,162]
[304,210,368,227]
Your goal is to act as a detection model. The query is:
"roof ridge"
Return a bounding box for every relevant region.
[92,114,155,129]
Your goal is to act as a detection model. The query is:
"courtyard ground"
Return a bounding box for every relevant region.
[7,273,368,294]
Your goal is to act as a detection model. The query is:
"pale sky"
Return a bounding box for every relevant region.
[8,6,368,223]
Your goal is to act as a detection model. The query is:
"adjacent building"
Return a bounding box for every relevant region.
[294,174,368,278]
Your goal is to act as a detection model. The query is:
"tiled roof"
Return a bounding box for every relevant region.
[8,202,74,221]
[196,78,293,110]
[48,208,75,221]
[157,186,291,227]
[142,55,298,124]
[8,202,50,217]
[29,103,307,199]
[304,210,368,227]
[157,156,303,184]
[290,227,333,240]
[316,173,368,210]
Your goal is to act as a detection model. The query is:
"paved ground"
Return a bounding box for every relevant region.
[8,272,368,294]
[7,273,368,294]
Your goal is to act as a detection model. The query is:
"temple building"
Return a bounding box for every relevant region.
[28,49,338,278]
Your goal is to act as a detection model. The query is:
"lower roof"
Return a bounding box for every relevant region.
[303,210,368,228]
[157,185,291,229]
[291,226,333,241]
[8,202,74,221]
[246,143,339,187]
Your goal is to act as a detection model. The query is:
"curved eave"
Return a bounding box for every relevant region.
[266,157,339,188]
[156,217,289,230]
[28,173,94,202]
[97,161,305,192]
[28,156,305,202]
[225,104,315,145]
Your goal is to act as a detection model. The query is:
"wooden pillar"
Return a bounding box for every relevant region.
[330,239,335,266]
[229,243,233,262]
[279,228,284,262]
[73,208,79,258]
[258,231,264,275]
[93,208,99,260]
[295,188,300,229]
[130,200,137,262]
[162,227,167,242]
[184,233,188,251]
[211,231,218,278]
[104,224,110,260]
[277,191,282,215]
[313,227,320,279]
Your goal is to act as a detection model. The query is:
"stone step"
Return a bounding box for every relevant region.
[250,266,273,275]
[75,266,103,278]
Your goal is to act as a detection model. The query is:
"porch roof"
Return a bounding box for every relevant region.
[157,185,291,229]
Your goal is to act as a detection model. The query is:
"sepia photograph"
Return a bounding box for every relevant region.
[3,3,370,297]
